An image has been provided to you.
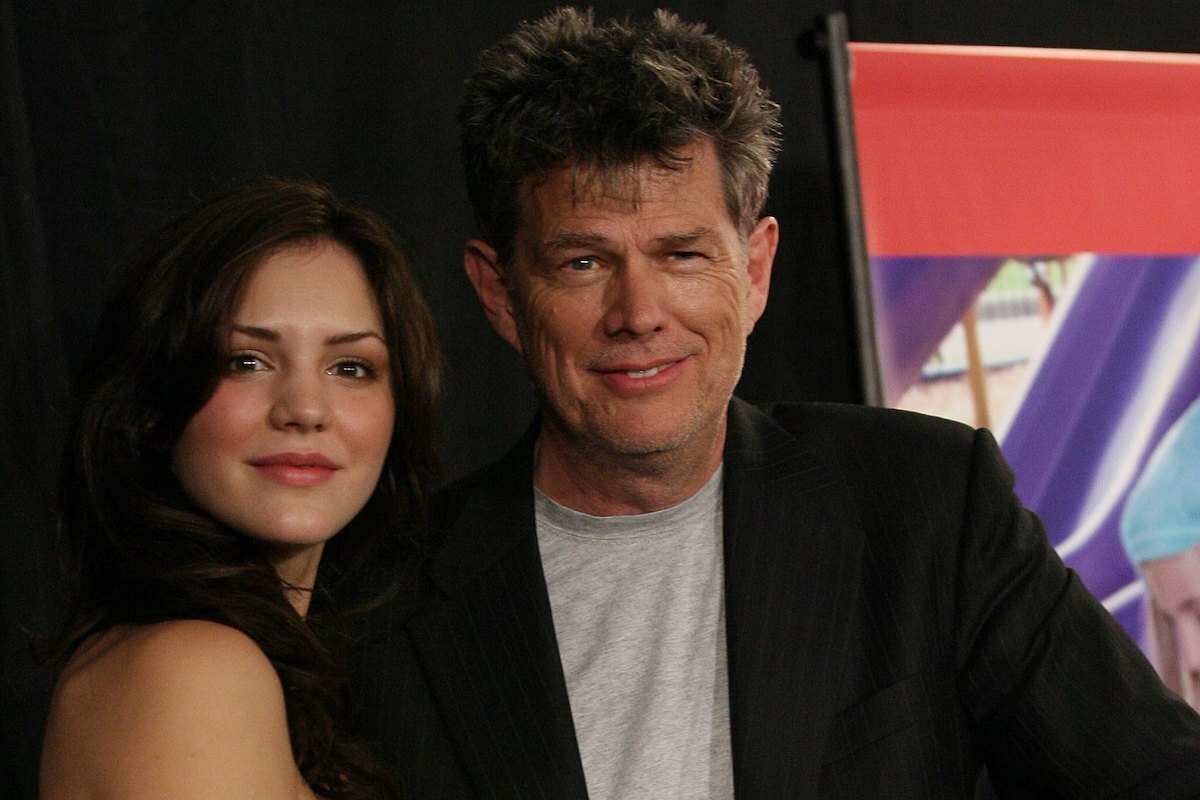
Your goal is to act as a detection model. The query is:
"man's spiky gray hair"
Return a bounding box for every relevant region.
[459,7,782,262]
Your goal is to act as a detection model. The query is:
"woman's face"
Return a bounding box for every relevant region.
[1142,542,1200,708]
[172,240,395,590]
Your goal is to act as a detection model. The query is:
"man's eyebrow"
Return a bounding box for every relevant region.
[541,227,719,252]
[230,324,385,346]
[541,231,608,250]
[651,227,717,250]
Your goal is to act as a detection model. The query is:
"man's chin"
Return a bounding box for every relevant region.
[541,401,724,463]
[581,420,711,463]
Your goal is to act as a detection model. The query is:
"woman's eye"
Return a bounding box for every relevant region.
[329,360,376,379]
[227,354,265,373]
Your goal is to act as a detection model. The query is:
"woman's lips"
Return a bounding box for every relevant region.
[248,453,339,486]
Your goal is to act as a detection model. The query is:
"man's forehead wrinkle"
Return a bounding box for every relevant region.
[568,163,640,211]
[561,156,694,210]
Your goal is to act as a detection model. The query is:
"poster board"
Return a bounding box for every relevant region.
[848,42,1200,647]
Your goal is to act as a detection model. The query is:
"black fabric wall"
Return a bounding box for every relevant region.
[3,1,1197,796]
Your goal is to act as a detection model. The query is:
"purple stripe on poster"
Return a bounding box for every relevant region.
[870,254,1200,648]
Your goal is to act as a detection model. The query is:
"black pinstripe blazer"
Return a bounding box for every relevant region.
[350,399,1200,798]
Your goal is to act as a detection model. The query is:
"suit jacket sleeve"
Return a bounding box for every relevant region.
[768,402,1200,798]
[950,424,1200,795]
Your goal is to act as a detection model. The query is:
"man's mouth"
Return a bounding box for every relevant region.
[623,363,672,379]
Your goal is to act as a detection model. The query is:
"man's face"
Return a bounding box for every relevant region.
[467,140,776,478]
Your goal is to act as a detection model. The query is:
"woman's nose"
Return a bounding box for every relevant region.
[1175,616,1200,676]
[268,371,328,431]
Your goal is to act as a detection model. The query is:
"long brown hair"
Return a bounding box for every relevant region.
[55,178,439,798]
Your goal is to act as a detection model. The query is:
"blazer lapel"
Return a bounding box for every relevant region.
[722,399,865,798]
[406,424,589,800]
[403,401,865,799]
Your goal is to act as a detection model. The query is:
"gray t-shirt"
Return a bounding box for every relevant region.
[535,467,732,800]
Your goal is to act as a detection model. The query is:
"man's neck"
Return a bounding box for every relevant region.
[531,419,726,516]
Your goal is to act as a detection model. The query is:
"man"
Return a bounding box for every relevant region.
[352,9,1200,798]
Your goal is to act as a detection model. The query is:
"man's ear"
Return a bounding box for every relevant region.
[744,216,778,331]
[463,239,523,353]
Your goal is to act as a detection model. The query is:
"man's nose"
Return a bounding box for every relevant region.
[603,258,667,338]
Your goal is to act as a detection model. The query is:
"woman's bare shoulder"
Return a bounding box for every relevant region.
[90,619,277,685]
[49,620,284,736]
[41,620,315,799]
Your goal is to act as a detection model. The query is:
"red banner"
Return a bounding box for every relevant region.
[850,44,1200,255]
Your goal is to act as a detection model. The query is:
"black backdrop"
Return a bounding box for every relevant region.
[3,1,1198,795]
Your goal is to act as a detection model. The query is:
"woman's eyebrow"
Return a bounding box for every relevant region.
[230,325,385,346]
[231,324,278,341]
[326,331,385,346]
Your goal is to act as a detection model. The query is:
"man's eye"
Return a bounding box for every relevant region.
[565,256,597,271]
[329,360,376,379]
[669,251,702,262]
[227,354,265,373]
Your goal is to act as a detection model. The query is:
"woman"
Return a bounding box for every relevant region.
[1121,398,1200,710]
[39,178,439,799]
